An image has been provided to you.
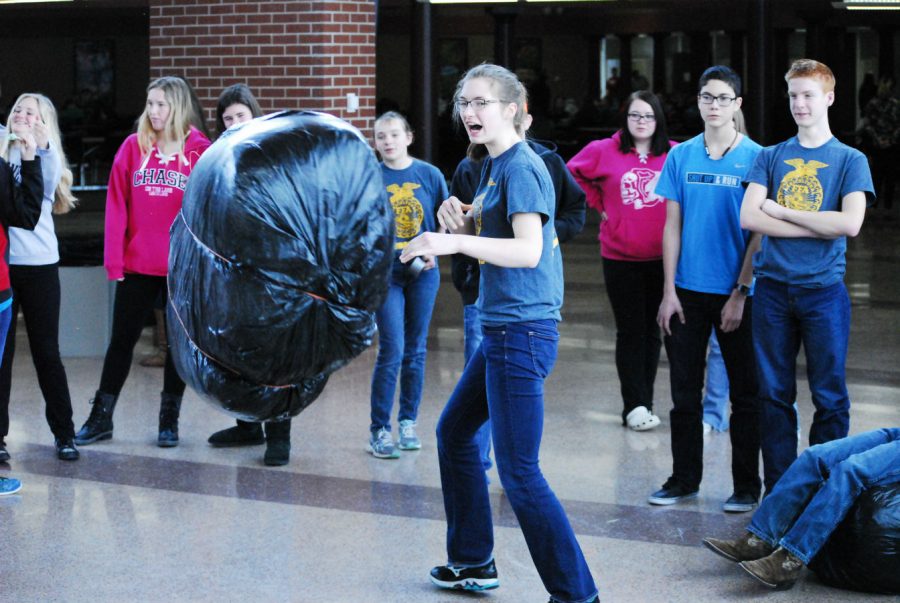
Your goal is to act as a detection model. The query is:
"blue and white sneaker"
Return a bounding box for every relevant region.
[0,477,22,496]
[430,559,499,591]
[367,428,399,459]
[397,420,422,450]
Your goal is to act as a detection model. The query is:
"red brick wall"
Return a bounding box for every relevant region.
[149,0,376,138]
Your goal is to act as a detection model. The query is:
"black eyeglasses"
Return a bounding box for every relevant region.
[456,99,501,111]
[698,93,737,106]
[627,113,656,122]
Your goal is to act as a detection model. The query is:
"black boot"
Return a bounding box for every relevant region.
[74,391,118,445]
[157,393,182,448]
[208,420,264,447]
[263,419,291,466]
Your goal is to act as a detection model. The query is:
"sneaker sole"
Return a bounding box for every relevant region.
[366,444,399,459]
[157,440,179,448]
[74,432,112,446]
[397,442,422,451]
[648,491,698,505]
[0,485,22,496]
[723,502,758,513]
[429,575,499,591]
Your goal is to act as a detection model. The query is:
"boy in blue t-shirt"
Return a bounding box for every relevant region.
[741,59,874,494]
[651,66,763,513]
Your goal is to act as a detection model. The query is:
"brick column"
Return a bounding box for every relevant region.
[149,0,376,137]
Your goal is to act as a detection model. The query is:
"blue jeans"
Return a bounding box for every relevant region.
[436,320,598,603]
[463,304,492,471]
[702,331,730,431]
[0,304,11,362]
[748,429,900,564]
[369,268,440,433]
[753,278,851,492]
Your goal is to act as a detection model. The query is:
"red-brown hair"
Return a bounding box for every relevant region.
[784,59,835,93]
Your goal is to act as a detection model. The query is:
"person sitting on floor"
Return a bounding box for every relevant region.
[702,428,900,590]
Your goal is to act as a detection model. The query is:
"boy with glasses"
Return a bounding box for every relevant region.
[740,59,873,493]
[651,65,763,512]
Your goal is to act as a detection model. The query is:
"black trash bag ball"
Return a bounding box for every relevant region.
[168,111,393,422]
[809,481,900,594]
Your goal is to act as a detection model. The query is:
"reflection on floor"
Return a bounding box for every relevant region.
[2,211,898,602]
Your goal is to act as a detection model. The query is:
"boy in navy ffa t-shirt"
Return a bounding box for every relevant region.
[740,59,874,493]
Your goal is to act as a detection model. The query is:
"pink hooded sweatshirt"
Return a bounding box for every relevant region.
[567,131,675,261]
[104,126,210,280]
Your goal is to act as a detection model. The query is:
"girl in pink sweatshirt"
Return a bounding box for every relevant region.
[75,76,210,448]
[567,90,676,432]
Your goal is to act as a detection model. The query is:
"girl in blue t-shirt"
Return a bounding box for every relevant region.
[367,111,446,460]
[400,65,599,603]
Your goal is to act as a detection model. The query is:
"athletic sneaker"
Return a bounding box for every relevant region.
[0,476,22,496]
[430,559,499,591]
[0,441,9,462]
[397,420,421,450]
[367,427,399,459]
[648,478,699,505]
[723,492,758,513]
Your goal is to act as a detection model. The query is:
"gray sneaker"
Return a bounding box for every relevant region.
[397,420,422,450]
[367,427,399,459]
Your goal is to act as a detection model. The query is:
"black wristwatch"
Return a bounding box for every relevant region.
[735,283,751,295]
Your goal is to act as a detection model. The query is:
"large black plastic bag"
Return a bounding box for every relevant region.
[809,482,900,594]
[168,111,393,421]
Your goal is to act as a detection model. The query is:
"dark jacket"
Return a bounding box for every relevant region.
[0,157,43,302]
[449,139,585,305]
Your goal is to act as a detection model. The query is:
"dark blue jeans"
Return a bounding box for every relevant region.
[369,268,439,433]
[748,429,900,564]
[463,303,492,471]
[436,320,598,603]
[664,288,760,496]
[753,278,851,492]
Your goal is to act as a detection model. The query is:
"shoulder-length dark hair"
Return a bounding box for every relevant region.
[618,90,670,157]
[215,83,263,135]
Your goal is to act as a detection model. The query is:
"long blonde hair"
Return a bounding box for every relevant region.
[0,93,77,214]
[136,76,194,161]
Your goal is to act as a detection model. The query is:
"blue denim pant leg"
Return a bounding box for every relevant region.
[755,279,851,491]
[0,304,12,359]
[702,331,730,431]
[370,269,439,432]
[397,268,440,423]
[798,281,851,446]
[748,429,900,564]
[464,304,493,471]
[437,340,494,567]
[754,278,802,492]
[484,321,597,603]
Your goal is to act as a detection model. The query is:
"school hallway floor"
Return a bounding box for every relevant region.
[2,210,899,602]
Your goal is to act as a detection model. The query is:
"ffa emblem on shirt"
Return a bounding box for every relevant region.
[387,182,425,241]
[777,159,828,212]
[473,191,486,264]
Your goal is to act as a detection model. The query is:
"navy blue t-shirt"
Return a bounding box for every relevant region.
[381,158,448,282]
[472,142,563,325]
[745,136,874,288]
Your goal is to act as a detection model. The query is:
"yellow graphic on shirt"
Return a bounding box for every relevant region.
[387,182,424,248]
[776,159,828,212]
[473,191,486,264]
